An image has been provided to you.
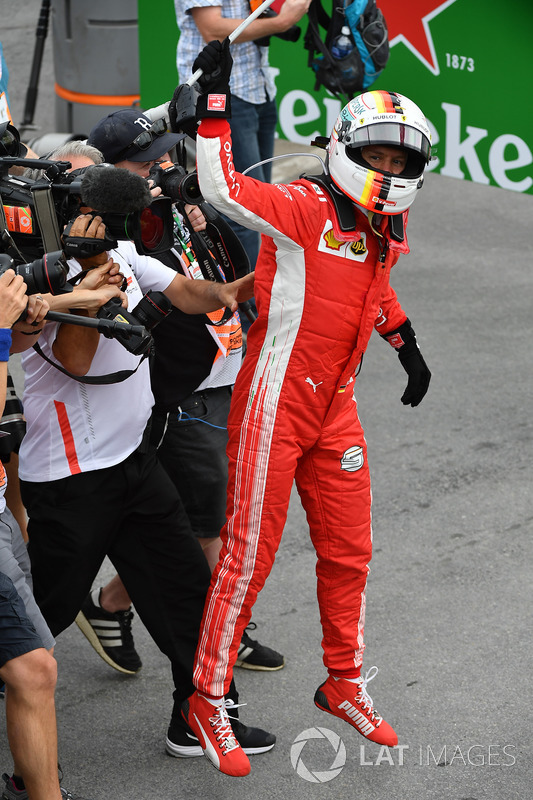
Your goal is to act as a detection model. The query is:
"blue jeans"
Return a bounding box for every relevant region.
[228,95,277,270]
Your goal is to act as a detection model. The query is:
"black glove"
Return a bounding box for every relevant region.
[193,38,233,120]
[381,319,431,407]
[168,83,199,138]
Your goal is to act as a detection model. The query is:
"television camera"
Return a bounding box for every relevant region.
[0,142,174,359]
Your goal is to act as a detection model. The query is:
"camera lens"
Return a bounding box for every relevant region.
[178,173,202,204]
[15,251,68,296]
[0,252,68,296]
[132,290,172,331]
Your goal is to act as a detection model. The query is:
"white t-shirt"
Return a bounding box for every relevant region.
[19,242,178,483]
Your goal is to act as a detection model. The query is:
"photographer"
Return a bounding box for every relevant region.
[14,148,272,763]
[0,271,91,800]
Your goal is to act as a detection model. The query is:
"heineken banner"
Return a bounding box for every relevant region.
[138,0,533,194]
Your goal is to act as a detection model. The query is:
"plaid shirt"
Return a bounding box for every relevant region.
[175,0,276,104]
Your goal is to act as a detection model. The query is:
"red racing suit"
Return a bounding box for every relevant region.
[193,119,410,698]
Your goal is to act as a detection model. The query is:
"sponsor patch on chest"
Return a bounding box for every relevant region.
[318,222,368,261]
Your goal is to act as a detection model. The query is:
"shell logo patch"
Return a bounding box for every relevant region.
[324,229,343,251]
[340,445,364,472]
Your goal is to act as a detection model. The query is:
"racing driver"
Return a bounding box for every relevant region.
[174,39,433,777]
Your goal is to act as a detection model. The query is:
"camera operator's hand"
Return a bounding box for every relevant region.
[216,271,255,311]
[164,268,254,315]
[10,292,50,351]
[0,270,28,329]
[194,38,233,120]
[66,284,128,318]
[77,258,125,291]
[66,213,109,268]
[184,204,207,232]
[18,293,50,328]
[147,179,163,198]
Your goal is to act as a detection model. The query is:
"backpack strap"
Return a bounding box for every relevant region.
[303,0,332,82]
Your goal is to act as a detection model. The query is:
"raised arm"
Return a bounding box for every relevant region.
[191,1,311,45]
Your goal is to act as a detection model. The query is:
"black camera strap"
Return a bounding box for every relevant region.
[200,204,251,282]
[184,201,255,326]
[173,203,235,326]
[32,341,149,385]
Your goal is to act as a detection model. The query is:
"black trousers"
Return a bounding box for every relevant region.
[152,385,232,539]
[20,445,212,706]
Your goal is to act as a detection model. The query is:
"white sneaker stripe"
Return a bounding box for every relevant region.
[88,619,121,629]
[193,714,222,769]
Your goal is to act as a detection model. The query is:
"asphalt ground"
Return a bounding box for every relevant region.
[1,4,532,799]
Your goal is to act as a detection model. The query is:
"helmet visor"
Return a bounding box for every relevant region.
[344,123,430,178]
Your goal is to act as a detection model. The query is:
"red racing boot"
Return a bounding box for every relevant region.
[181,691,251,776]
[314,666,398,746]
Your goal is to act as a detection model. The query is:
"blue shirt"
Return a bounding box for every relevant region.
[174,0,276,104]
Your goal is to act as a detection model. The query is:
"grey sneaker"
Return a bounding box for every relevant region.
[2,773,93,800]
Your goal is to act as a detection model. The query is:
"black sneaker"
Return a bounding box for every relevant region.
[165,699,276,758]
[235,623,285,671]
[2,773,93,800]
[75,589,142,675]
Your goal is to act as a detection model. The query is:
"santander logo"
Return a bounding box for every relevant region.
[379,0,458,75]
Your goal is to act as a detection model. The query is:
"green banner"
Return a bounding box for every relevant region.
[138,0,533,194]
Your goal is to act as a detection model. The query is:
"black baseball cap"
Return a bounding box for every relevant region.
[87,109,185,164]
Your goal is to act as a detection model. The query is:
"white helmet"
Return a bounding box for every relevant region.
[327,90,431,214]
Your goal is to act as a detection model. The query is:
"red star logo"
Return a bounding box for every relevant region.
[379,0,458,75]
